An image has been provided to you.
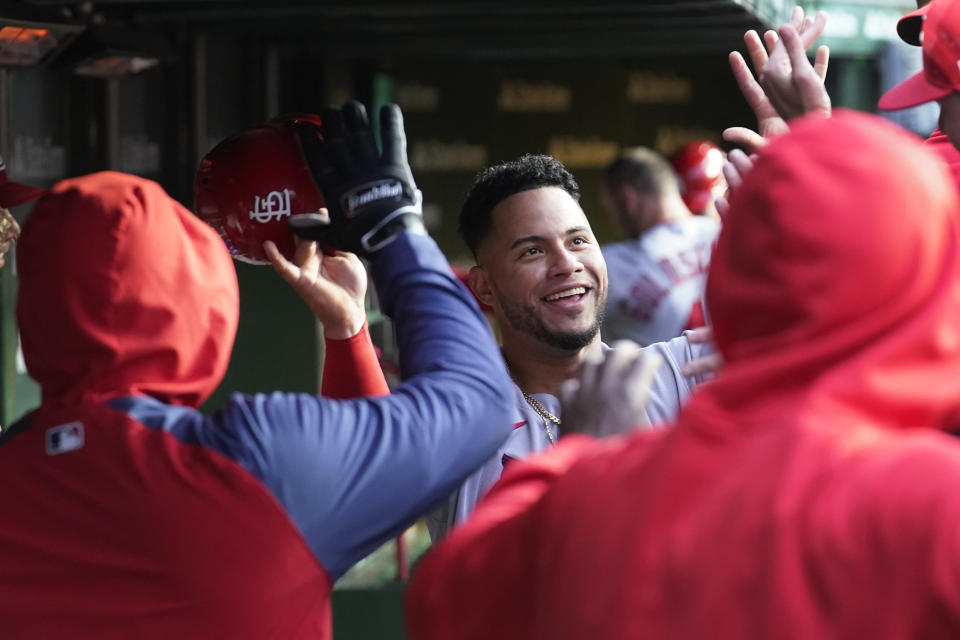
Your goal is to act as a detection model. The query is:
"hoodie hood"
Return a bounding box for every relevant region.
[699,111,960,432]
[17,172,239,408]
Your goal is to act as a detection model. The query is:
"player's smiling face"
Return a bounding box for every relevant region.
[473,186,608,351]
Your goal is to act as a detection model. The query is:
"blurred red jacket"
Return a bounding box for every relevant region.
[408,111,960,639]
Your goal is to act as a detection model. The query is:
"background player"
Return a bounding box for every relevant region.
[601,148,719,346]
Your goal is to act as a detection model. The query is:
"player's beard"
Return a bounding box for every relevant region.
[497,290,606,351]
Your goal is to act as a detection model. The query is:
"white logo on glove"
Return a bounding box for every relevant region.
[343,180,404,216]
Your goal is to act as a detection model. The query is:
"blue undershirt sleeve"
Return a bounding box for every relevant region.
[208,232,513,578]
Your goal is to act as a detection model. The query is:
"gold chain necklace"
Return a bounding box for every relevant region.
[522,392,559,445]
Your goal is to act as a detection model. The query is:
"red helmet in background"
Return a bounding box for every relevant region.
[669,141,727,215]
[194,114,323,264]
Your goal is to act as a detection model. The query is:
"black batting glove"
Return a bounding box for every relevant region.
[289,100,425,257]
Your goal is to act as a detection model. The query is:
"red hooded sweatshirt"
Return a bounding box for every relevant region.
[925,128,960,189]
[0,172,515,638]
[407,111,960,639]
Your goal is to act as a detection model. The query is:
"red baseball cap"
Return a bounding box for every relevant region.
[880,0,960,111]
[0,154,46,208]
[897,4,929,46]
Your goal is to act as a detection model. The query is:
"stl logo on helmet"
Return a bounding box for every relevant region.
[249,188,293,223]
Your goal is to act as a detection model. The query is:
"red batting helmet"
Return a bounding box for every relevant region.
[194,114,324,264]
[669,141,727,215]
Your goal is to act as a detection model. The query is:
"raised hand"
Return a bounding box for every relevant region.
[558,341,663,439]
[264,230,368,340]
[289,100,425,257]
[680,326,724,380]
[726,7,830,152]
[760,10,831,122]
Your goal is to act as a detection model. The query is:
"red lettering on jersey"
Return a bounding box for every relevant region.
[685,300,706,331]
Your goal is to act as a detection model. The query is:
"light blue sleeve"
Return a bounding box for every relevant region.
[642,331,713,426]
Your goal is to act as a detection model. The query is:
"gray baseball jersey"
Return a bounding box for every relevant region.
[426,332,711,540]
[602,217,719,347]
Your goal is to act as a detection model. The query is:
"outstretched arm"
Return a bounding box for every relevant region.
[195,102,514,580]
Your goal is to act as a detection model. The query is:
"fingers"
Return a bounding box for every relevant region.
[723,149,755,194]
[561,343,660,439]
[293,120,333,186]
[292,236,319,267]
[558,377,581,412]
[722,161,742,194]
[576,346,605,396]
[685,326,714,344]
[682,326,721,379]
[624,350,662,408]
[320,106,347,142]
[342,100,369,133]
[715,197,730,219]
[319,105,362,178]
[788,5,804,30]
[681,353,724,379]
[813,45,830,81]
[264,240,301,286]
[601,340,644,391]
[729,52,774,121]
[722,126,768,152]
[762,29,779,52]
[729,148,755,177]
[343,100,378,165]
[578,341,657,417]
[339,250,365,271]
[320,247,363,268]
[602,342,663,428]
[744,30,768,70]
[801,10,828,48]
[780,23,810,71]
[780,23,832,116]
[380,103,408,168]
[320,250,366,285]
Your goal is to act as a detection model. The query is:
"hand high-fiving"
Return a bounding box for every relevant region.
[288,100,425,257]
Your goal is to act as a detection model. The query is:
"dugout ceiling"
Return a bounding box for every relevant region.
[0,0,788,424]
[11,0,787,58]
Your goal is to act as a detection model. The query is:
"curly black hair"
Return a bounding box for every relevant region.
[459,154,580,257]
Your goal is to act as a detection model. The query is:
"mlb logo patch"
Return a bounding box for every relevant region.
[45,421,84,456]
